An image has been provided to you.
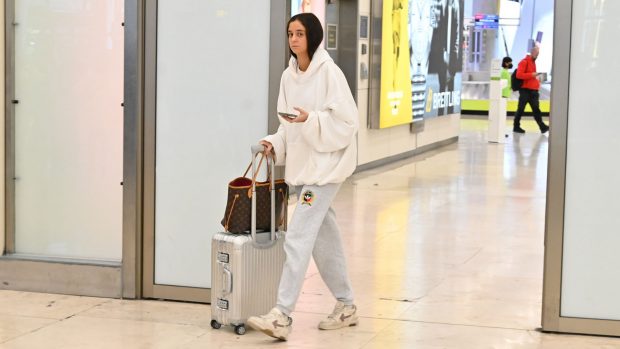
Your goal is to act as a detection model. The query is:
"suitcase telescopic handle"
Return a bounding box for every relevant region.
[250,144,265,155]
[251,145,276,243]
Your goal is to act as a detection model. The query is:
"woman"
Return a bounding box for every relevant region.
[246,13,359,341]
[501,56,513,98]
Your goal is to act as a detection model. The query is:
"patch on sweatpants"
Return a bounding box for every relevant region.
[301,190,314,206]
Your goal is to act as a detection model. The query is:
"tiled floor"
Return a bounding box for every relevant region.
[2,119,620,348]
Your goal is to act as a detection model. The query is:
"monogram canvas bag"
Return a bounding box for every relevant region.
[221,153,288,233]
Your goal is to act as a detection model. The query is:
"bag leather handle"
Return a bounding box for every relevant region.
[243,153,272,180]
[279,188,287,231]
[243,153,265,177]
[223,194,240,232]
[247,153,275,198]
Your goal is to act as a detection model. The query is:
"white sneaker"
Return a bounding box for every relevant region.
[247,307,292,341]
[318,301,359,330]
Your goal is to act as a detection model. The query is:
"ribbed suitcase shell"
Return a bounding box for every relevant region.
[211,231,285,328]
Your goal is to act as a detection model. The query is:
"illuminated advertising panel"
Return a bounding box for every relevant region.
[475,14,499,29]
[379,0,464,128]
[291,0,326,31]
[379,0,413,128]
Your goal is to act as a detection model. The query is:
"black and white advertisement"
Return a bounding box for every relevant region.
[408,0,464,120]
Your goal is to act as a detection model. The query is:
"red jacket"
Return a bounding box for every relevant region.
[516,55,540,91]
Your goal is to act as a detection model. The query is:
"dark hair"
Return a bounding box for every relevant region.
[287,13,324,61]
[502,56,513,68]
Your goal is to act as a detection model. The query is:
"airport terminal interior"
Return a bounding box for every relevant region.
[1,0,619,347]
[1,120,619,348]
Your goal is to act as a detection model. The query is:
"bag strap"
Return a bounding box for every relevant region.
[247,153,275,198]
[243,153,272,181]
[279,187,288,231]
[223,193,240,232]
[251,154,266,184]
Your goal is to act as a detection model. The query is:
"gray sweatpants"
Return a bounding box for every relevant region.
[276,183,354,316]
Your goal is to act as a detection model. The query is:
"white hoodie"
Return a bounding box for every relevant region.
[263,48,359,186]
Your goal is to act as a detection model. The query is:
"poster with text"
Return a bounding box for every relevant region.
[380,0,463,128]
[379,0,413,128]
[422,0,463,118]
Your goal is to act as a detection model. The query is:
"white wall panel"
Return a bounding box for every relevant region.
[1,2,5,255]
[14,0,124,260]
[561,0,620,320]
[155,1,270,287]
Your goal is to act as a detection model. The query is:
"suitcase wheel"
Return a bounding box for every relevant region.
[234,324,246,335]
[210,320,222,330]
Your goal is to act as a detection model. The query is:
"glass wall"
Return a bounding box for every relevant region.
[13,0,124,261]
[1,2,5,256]
[154,1,270,288]
[461,0,554,113]
[560,0,620,320]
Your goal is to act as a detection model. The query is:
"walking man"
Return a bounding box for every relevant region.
[513,45,549,134]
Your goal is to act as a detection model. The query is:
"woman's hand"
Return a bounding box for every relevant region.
[284,107,309,123]
[259,140,273,154]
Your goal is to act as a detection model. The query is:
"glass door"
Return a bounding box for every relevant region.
[142,0,272,302]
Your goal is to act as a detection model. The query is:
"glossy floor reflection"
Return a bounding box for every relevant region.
[2,119,619,348]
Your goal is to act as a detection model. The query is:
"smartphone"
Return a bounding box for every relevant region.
[278,112,298,119]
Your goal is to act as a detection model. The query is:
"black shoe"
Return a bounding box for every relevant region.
[541,125,549,134]
[513,127,526,133]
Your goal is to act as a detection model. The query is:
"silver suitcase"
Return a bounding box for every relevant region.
[210,145,286,335]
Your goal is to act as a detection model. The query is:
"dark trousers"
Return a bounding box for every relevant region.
[514,89,547,130]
